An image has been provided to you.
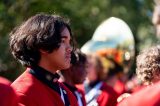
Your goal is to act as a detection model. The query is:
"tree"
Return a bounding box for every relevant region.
[0,0,156,80]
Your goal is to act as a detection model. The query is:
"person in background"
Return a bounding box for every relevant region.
[97,50,127,96]
[59,49,87,106]
[117,0,160,105]
[77,54,118,106]
[136,45,160,85]
[105,59,126,96]
[117,45,160,106]
[9,13,78,106]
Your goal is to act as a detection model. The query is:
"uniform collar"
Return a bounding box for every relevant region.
[29,66,71,106]
[88,80,100,88]
[30,65,60,83]
[63,82,77,92]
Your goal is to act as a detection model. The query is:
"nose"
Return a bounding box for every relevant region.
[66,44,72,53]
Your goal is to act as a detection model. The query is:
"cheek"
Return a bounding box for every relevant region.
[79,69,86,78]
[87,68,96,78]
[56,46,65,55]
[87,66,95,74]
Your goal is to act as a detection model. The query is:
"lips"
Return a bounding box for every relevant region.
[65,54,71,62]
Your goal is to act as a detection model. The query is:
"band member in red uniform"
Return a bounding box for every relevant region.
[105,59,126,96]
[0,77,18,106]
[118,0,160,105]
[118,45,160,105]
[77,54,118,106]
[59,49,87,106]
[118,81,160,106]
[9,13,78,106]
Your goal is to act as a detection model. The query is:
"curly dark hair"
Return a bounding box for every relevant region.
[9,13,74,67]
[136,45,160,85]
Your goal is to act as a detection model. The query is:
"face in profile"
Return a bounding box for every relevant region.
[42,27,72,72]
[86,58,98,82]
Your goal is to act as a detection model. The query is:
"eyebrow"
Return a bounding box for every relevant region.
[61,36,68,38]
[61,35,71,40]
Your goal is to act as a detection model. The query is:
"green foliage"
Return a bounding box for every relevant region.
[0,0,157,80]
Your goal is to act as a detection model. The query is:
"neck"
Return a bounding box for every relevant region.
[38,59,57,74]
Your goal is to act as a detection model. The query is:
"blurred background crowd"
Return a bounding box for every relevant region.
[0,0,157,81]
[0,0,159,105]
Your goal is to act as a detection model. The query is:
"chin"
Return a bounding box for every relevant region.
[75,82,82,84]
[62,64,70,69]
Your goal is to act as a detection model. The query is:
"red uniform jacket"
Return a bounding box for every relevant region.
[63,83,86,106]
[117,81,160,106]
[77,82,118,106]
[11,69,78,106]
[0,76,11,85]
[0,77,18,106]
[114,80,126,96]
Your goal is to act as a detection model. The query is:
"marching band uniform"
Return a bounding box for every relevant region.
[113,79,126,96]
[118,81,160,106]
[77,81,118,106]
[64,83,86,106]
[11,67,78,106]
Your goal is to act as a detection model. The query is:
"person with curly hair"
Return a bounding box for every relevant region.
[117,45,160,106]
[136,45,160,85]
